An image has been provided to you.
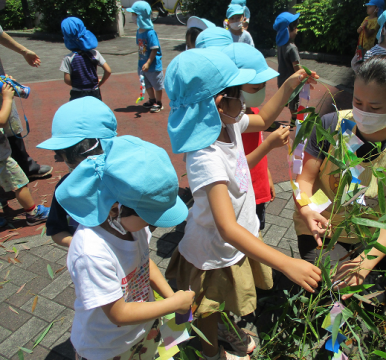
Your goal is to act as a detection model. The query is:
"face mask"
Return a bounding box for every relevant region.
[108,203,128,235]
[220,94,246,127]
[229,21,243,30]
[240,87,266,108]
[352,106,386,134]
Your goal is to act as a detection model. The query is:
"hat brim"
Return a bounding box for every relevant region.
[187,16,212,30]
[228,68,256,87]
[37,137,85,150]
[126,7,135,12]
[249,67,279,84]
[228,9,245,18]
[136,195,188,227]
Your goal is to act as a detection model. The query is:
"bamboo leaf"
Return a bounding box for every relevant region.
[40,227,46,238]
[374,241,386,255]
[326,226,343,252]
[33,322,54,348]
[19,347,33,354]
[320,263,332,288]
[350,301,379,335]
[16,283,26,294]
[351,217,386,230]
[17,349,24,360]
[339,284,374,295]
[221,312,243,342]
[315,123,336,146]
[31,295,38,312]
[47,264,54,280]
[372,350,386,359]
[378,179,385,214]
[190,323,212,346]
[218,302,225,312]
[286,78,307,106]
[9,306,19,314]
[301,64,312,75]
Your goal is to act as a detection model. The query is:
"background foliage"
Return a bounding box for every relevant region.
[0,0,35,30]
[33,0,119,34]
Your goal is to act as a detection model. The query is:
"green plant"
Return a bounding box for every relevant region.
[32,0,119,35]
[294,0,365,55]
[0,0,35,30]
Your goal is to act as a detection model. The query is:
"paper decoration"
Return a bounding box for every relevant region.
[325,333,347,353]
[164,313,176,320]
[322,302,345,332]
[160,317,190,350]
[333,350,348,360]
[136,74,146,104]
[350,165,364,180]
[343,129,364,153]
[298,192,312,206]
[340,118,355,134]
[156,344,180,360]
[294,142,306,157]
[293,158,303,174]
[175,309,193,325]
[308,189,332,213]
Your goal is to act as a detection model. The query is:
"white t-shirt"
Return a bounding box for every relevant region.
[179,115,259,270]
[230,30,255,47]
[67,225,154,360]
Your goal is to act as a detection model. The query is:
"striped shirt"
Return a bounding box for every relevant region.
[364,44,386,61]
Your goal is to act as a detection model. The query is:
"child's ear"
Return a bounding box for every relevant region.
[109,203,119,218]
[215,95,224,113]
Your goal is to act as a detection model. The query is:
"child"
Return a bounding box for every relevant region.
[225,4,254,47]
[55,135,195,360]
[195,27,233,50]
[273,12,301,126]
[293,56,386,303]
[0,83,50,226]
[127,1,164,113]
[60,17,111,102]
[164,49,321,360]
[357,0,384,53]
[186,16,216,50]
[37,96,117,247]
[364,10,386,60]
[230,0,250,29]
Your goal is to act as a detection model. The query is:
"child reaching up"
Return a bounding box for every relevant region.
[225,4,254,46]
[56,135,194,360]
[60,17,111,101]
[127,1,164,113]
[165,49,321,360]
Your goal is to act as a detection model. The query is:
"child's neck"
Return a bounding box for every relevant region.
[368,12,377,19]
[217,127,232,143]
[100,221,134,241]
[230,28,243,36]
[139,28,147,33]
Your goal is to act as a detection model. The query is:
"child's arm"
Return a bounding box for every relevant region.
[52,232,72,247]
[142,49,158,72]
[63,73,72,87]
[0,84,14,127]
[333,229,386,300]
[98,62,112,87]
[245,69,319,132]
[102,288,195,326]
[363,24,377,37]
[149,259,175,299]
[245,125,290,169]
[205,181,321,292]
[268,168,275,201]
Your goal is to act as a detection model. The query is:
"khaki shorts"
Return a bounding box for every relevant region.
[0,157,29,192]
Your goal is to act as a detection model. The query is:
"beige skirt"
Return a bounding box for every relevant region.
[165,248,273,317]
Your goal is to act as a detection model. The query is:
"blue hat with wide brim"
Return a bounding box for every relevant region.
[37,97,117,150]
[273,12,300,47]
[187,16,216,30]
[226,4,245,19]
[230,0,250,18]
[56,135,188,228]
[61,17,98,52]
[377,10,386,40]
[126,1,153,30]
[222,43,279,84]
[195,27,233,50]
[165,49,256,154]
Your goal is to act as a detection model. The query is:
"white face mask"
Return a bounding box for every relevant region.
[352,106,386,134]
[220,94,246,128]
[229,21,243,30]
[240,87,266,108]
[108,203,128,235]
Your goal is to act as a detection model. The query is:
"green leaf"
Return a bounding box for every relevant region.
[40,226,46,238]
[12,246,18,253]
[221,312,243,342]
[371,350,386,359]
[220,313,229,332]
[320,263,332,288]
[33,322,54,348]
[286,78,307,106]
[218,302,225,312]
[47,264,54,280]
[378,179,385,214]
[326,226,343,252]
[350,301,379,335]
[190,323,212,346]
[19,347,33,354]
[331,312,342,347]
[260,332,270,341]
[339,284,374,295]
[301,64,312,75]
[17,349,24,360]
[352,217,386,230]
[373,241,386,255]
[321,150,346,170]
[315,123,336,146]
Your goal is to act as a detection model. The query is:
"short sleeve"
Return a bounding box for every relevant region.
[72,254,123,310]
[147,30,160,49]
[287,44,300,64]
[46,192,72,236]
[364,49,372,60]
[92,50,106,66]
[186,148,229,194]
[305,112,338,160]
[245,31,254,47]
[368,18,380,31]
[238,114,250,134]
[59,54,72,74]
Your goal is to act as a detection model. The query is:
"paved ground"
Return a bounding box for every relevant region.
[0,12,356,360]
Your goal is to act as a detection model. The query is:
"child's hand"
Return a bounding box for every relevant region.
[286,69,319,91]
[283,257,321,293]
[299,205,330,247]
[142,63,150,72]
[1,83,15,100]
[172,290,195,314]
[23,49,41,67]
[266,125,290,149]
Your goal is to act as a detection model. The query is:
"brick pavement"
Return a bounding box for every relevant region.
[0,182,299,359]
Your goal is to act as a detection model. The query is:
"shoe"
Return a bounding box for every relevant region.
[150,102,164,113]
[219,346,250,360]
[143,98,156,108]
[28,165,53,179]
[0,217,7,227]
[26,205,50,226]
[218,322,256,355]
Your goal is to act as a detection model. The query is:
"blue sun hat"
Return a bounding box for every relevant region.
[195,27,233,50]
[61,17,98,52]
[56,135,188,227]
[187,16,216,30]
[126,1,153,30]
[222,43,279,84]
[226,4,245,19]
[377,10,386,40]
[230,0,250,19]
[365,0,384,18]
[165,49,256,154]
[37,97,117,150]
[273,12,300,47]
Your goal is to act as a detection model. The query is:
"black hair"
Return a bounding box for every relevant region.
[120,205,139,218]
[186,27,203,46]
[289,19,299,32]
[356,55,386,87]
[55,138,103,165]
[216,85,241,112]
